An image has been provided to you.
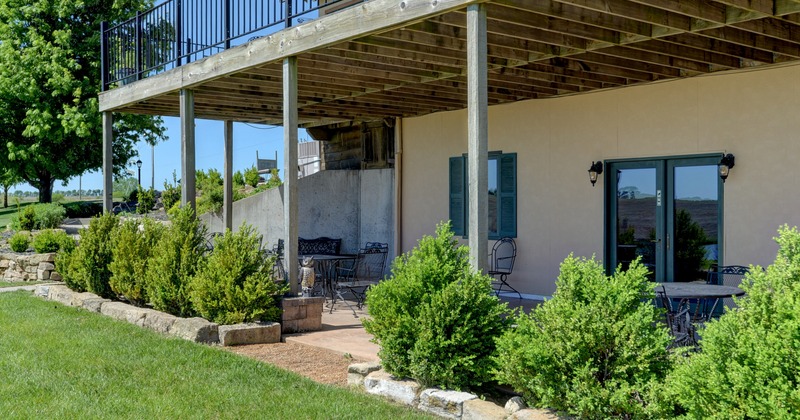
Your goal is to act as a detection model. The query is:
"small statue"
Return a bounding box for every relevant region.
[299,256,315,297]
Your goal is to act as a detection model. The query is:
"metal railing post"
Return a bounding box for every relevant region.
[176,0,183,66]
[224,0,231,49]
[100,21,109,91]
[135,11,143,80]
[286,0,292,28]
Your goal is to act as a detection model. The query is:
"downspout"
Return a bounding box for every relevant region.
[393,118,403,260]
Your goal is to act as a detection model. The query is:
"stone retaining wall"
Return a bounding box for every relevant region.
[347,362,565,420]
[0,253,61,282]
[34,284,281,345]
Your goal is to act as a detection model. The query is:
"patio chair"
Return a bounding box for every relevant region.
[705,264,749,315]
[330,242,388,316]
[656,286,698,349]
[488,237,521,299]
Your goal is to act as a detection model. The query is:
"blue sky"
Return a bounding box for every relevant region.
[13,118,304,193]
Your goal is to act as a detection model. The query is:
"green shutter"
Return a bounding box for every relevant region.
[498,153,517,238]
[449,156,466,236]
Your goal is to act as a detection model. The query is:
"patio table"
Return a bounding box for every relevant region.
[298,254,357,297]
[655,282,745,300]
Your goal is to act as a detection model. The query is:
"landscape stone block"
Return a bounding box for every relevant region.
[100,302,152,326]
[418,389,477,419]
[34,284,50,297]
[510,408,564,419]
[50,272,63,281]
[280,296,324,333]
[506,396,527,414]
[364,370,420,406]
[172,317,219,343]
[347,361,382,386]
[143,312,179,334]
[81,298,110,313]
[218,322,281,346]
[37,269,50,280]
[462,399,508,420]
[37,262,56,271]
[48,285,75,307]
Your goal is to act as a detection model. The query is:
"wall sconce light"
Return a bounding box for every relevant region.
[588,161,603,187]
[718,153,735,183]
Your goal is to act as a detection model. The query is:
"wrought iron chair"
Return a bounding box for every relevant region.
[488,237,520,299]
[705,264,749,316]
[656,286,698,349]
[331,242,388,315]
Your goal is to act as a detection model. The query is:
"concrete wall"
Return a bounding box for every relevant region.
[400,62,800,297]
[202,169,394,268]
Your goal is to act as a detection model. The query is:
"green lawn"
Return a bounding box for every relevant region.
[0,281,47,288]
[0,291,431,419]
[0,200,36,230]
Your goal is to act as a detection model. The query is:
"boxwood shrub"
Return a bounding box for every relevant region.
[661,225,800,418]
[109,218,165,306]
[190,224,287,324]
[9,232,31,252]
[363,222,510,390]
[493,256,672,418]
[144,206,207,317]
[56,213,119,297]
[32,229,75,254]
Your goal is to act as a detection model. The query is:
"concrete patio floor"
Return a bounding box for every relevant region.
[283,296,543,362]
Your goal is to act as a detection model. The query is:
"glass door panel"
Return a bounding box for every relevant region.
[609,162,664,282]
[668,163,720,282]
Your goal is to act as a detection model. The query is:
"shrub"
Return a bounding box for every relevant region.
[144,206,207,317]
[9,232,30,252]
[197,184,223,215]
[162,171,181,210]
[32,229,74,253]
[18,205,36,231]
[233,170,245,187]
[661,225,800,418]
[137,186,156,214]
[63,201,103,218]
[364,222,509,390]
[109,218,164,306]
[493,256,672,418]
[32,203,66,229]
[244,165,260,188]
[56,213,119,297]
[190,224,287,324]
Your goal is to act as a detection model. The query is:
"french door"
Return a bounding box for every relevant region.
[606,156,723,283]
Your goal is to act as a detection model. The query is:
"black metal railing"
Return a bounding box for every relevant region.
[101,0,360,90]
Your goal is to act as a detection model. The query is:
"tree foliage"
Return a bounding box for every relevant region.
[0,0,166,202]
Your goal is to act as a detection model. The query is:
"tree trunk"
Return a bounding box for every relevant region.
[38,177,55,203]
[3,185,7,208]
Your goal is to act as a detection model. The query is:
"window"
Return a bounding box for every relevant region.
[449,152,517,239]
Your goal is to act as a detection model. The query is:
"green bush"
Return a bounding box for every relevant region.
[661,225,800,418]
[244,165,260,188]
[137,187,156,214]
[162,171,181,210]
[32,203,66,229]
[109,218,165,306]
[493,256,672,418]
[9,232,31,252]
[144,206,207,317]
[233,170,245,187]
[197,184,223,215]
[18,205,36,231]
[364,222,509,390]
[63,201,103,218]
[56,213,119,297]
[32,229,74,253]
[190,224,287,324]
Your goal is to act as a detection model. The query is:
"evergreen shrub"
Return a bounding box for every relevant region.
[55,213,119,297]
[9,232,30,252]
[18,205,36,231]
[161,171,181,211]
[493,256,671,418]
[109,218,164,305]
[144,206,207,317]
[136,187,156,214]
[661,225,800,418]
[190,224,287,324]
[244,165,260,188]
[363,222,509,390]
[32,229,74,253]
[63,201,103,218]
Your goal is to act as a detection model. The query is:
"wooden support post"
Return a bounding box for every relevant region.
[223,120,234,231]
[180,89,196,209]
[467,4,488,273]
[102,112,113,212]
[284,56,299,295]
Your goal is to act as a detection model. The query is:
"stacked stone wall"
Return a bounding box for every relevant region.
[0,253,60,282]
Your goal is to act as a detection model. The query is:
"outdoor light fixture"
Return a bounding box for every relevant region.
[588,161,604,187]
[718,153,735,183]
[136,159,143,187]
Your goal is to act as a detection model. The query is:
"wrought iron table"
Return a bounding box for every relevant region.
[298,254,357,297]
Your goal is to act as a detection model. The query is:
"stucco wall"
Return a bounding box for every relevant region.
[401,63,800,297]
[202,169,394,267]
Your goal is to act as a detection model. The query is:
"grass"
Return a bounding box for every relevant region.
[0,200,35,230]
[0,281,48,288]
[0,291,432,419]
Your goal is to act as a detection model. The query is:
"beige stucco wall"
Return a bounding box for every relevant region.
[401,62,800,297]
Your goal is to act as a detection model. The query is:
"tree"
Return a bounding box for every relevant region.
[0,0,167,202]
[0,168,22,208]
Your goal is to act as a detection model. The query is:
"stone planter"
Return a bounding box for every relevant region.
[280,296,324,333]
